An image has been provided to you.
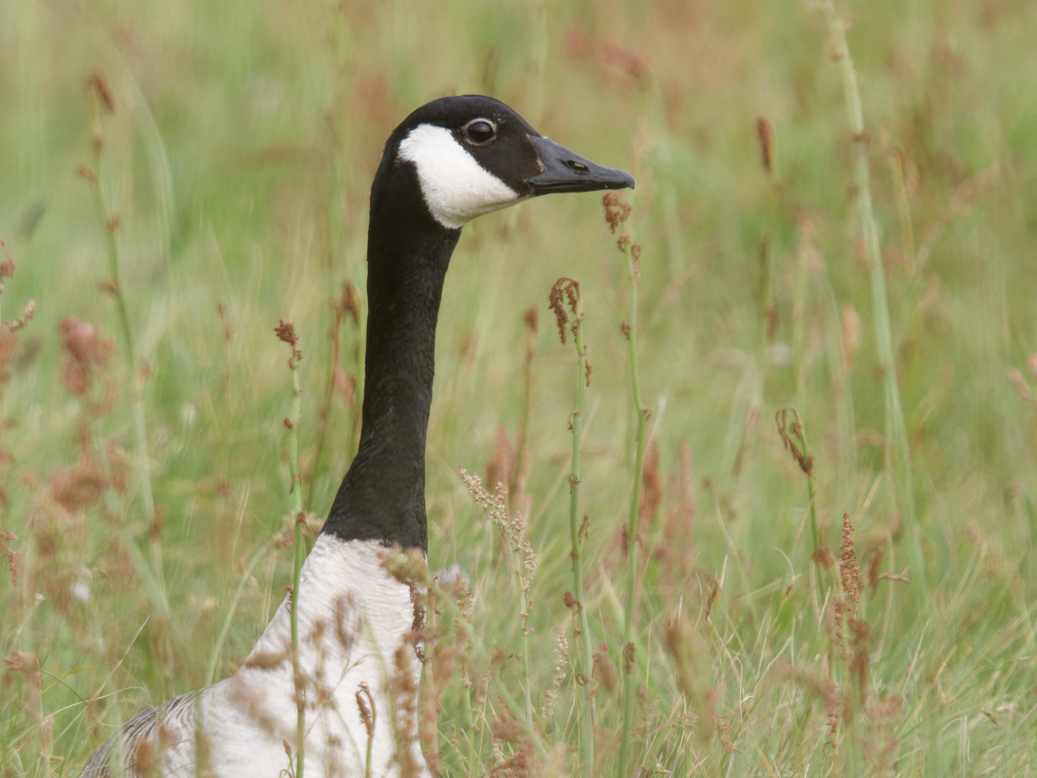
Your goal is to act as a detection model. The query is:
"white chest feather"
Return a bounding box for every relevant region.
[82,536,428,778]
[398,123,522,229]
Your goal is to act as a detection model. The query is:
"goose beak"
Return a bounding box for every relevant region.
[526,135,635,194]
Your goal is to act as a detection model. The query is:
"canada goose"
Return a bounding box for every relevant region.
[79,95,633,778]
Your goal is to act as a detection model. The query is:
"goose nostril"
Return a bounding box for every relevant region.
[566,160,589,174]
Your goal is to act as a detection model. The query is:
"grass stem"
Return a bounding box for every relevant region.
[612,207,647,778]
[776,408,819,555]
[570,290,597,777]
[427,576,550,761]
[550,277,596,776]
[205,540,272,686]
[85,103,167,616]
[821,1,921,572]
[516,560,534,727]
[277,320,307,778]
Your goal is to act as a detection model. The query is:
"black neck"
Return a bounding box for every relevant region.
[323,165,460,552]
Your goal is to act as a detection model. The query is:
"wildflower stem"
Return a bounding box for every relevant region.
[806,454,819,552]
[458,469,543,759]
[460,678,478,776]
[305,283,362,508]
[205,539,272,686]
[516,560,533,727]
[822,1,920,570]
[429,578,551,760]
[363,701,374,778]
[513,310,537,512]
[305,306,343,510]
[282,330,307,778]
[87,123,168,617]
[565,283,597,777]
[776,408,819,555]
[618,231,647,778]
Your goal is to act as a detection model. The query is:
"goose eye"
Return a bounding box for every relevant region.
[465,120,496,144]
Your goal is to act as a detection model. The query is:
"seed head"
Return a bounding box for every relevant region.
[602,192,632,233]
[86,70,116,114]
[548,278,581,345]
[274,319,302,367]
[757,116,775,173]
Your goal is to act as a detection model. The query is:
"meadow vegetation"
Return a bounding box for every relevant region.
[2,0,1036,775]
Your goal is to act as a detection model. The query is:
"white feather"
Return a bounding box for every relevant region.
[81,536,427,778]
[398,124,521,229]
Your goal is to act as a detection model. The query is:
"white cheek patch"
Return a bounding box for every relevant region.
[398,123,523,230]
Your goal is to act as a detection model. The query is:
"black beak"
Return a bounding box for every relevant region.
[526,135,635,194]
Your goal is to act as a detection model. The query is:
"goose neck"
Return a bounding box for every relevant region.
[323,199,460,551]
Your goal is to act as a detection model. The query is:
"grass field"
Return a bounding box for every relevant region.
[2,0,1037,775]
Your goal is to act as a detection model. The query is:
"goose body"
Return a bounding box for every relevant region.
[79,95,633,778]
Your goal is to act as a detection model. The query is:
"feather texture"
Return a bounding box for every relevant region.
[80,537,426,778]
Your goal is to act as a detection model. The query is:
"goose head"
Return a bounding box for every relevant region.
[372,94,635,231]
[331,95,634,553]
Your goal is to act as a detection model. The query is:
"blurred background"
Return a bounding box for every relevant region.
[1,0,1036,775]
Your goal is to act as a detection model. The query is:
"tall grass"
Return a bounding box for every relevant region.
[275,319,307,778]
[603,196,649,778]
[82,71,168,619]
[548,276,595,776]
[820,0,921,577]
[2,0,1037,776]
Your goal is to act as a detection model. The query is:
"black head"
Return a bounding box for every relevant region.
[374,95,635,230]
[329,96,635,553]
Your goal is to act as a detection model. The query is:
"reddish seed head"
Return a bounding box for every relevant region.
[148,506,165,540]
[1,520,18,583]
[356,685,374,737]
[216,302,234,342]
[814,545,836,570]
[339,281,362,325]
[3,299,36,334]
[547,280,572,345]
[275,319,302,365]
[3,650,41,685]
[839,512,860,610]
[333,366,356,403]
[756,116,775,173]
[594,645,619,693]
[602,192,632,234]
[523,305,538,334]
[623,642,635,674]
[86,70,116,114]
[60,316,114,397]
[274,319,298,346]
[775,408,813,477]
